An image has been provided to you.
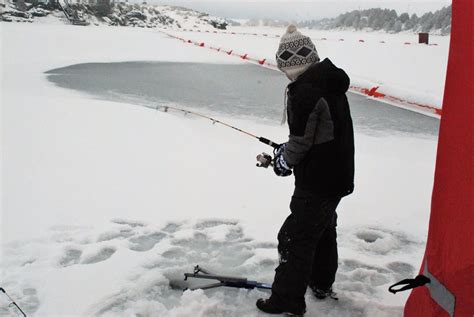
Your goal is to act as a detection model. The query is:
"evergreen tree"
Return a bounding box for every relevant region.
[96,0,112,16]
[399,13,409,24]
[393,20,402,32]
[420,12,434,32]
[352,13,361,30]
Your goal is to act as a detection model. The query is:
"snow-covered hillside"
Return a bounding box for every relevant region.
[1,23,440,316]
[1,3,229,29]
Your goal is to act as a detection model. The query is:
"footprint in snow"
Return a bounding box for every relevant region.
[81,247,117,264]
[97,228,134,242]
[225,225,245,241]
[161,222,183,234]
[338,258,392,292]
[386,261,416,281]
[251,242,278,249]
[111,218,145,228]
[128,232,167,252]
[4,218,417,316]
[161,247,187,259]
[337,258,416,296]
[22,259,36,267]
[22,288,41,314]
[93,219,274,316]
[59,248,83,267]
[193,219,238,230]
[340,259,391,274]
[169,229,255,267]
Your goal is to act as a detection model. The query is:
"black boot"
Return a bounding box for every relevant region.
[256,299,305,316]
[310,286,338,300]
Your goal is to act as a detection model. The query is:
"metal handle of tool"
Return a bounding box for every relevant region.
[258,137,280,149]
[182,266,273,291]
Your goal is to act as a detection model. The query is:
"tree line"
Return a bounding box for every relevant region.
[299,6,452,35]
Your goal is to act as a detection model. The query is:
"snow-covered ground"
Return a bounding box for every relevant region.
[1,23,440,316]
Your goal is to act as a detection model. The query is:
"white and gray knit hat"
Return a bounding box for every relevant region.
[276,24,320,81]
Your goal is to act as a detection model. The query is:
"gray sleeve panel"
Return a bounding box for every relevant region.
[283,98,335,167]
[423,261,456,317]
[284,134,312,167]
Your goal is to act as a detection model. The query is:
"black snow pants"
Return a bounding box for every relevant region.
[269,188,341,312]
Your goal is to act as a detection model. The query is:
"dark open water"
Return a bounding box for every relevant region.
[46,62,439,137]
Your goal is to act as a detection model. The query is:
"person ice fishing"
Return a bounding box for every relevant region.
[256,25,355,316]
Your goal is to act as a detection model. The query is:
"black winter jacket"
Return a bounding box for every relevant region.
[282,58,355,197]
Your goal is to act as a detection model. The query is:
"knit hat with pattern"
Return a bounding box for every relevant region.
[276,25,320,81]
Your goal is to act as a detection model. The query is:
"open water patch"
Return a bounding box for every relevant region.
[46,62,439,137]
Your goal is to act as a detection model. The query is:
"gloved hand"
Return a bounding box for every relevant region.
[273,143,292,177]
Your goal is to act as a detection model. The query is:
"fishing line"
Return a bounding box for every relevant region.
[152,104,280,149]
[0,288,27,317]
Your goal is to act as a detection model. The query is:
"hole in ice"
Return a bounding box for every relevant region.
[356,231,383,243]
[350,227,420,255]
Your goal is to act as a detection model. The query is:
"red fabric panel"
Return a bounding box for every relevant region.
[405,0,473,316]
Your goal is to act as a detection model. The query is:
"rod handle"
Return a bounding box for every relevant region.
[258,137,280,149]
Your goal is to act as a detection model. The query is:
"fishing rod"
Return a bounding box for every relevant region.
[0,288,27,317]
[153,105,278,168]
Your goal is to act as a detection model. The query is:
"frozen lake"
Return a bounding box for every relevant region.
[3,23,442,317]
[46,62,439,137]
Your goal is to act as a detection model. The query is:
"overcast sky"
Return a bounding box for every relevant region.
[155,1,451,21]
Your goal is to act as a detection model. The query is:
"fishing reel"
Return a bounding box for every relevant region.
[256,152,273,168]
